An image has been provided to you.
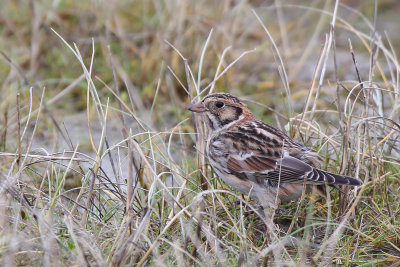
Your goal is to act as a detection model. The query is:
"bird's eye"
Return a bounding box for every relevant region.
[215,102,225,108]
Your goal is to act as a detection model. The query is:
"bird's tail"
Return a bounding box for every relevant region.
[313,168,363,186]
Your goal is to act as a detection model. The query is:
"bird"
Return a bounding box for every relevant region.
[187,93,362,210]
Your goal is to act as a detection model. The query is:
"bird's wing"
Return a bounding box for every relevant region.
[226,153,362,186]
[209,121,362,186]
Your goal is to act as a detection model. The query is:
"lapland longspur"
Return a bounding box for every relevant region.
[188,93,362,209]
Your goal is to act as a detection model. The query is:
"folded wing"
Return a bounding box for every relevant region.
[226,153,362,186]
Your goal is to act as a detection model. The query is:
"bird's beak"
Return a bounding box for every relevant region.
[187,102,206,113]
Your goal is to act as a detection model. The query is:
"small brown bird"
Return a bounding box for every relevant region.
[188,93,362,209]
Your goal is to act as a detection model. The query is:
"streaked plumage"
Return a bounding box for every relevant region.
[188,93,362,209]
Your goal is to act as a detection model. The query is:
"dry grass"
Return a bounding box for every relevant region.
[0,0,400,266]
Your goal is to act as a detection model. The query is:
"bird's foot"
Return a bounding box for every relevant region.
[233,201,265,217]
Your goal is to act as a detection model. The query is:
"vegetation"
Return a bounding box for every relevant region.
[0,0,399,266]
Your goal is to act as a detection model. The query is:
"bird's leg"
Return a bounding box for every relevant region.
[259,204,282,239]
[255,191,280,220]
[234,200,264,216]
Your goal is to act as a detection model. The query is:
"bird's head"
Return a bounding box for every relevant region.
[187,93,254,132]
